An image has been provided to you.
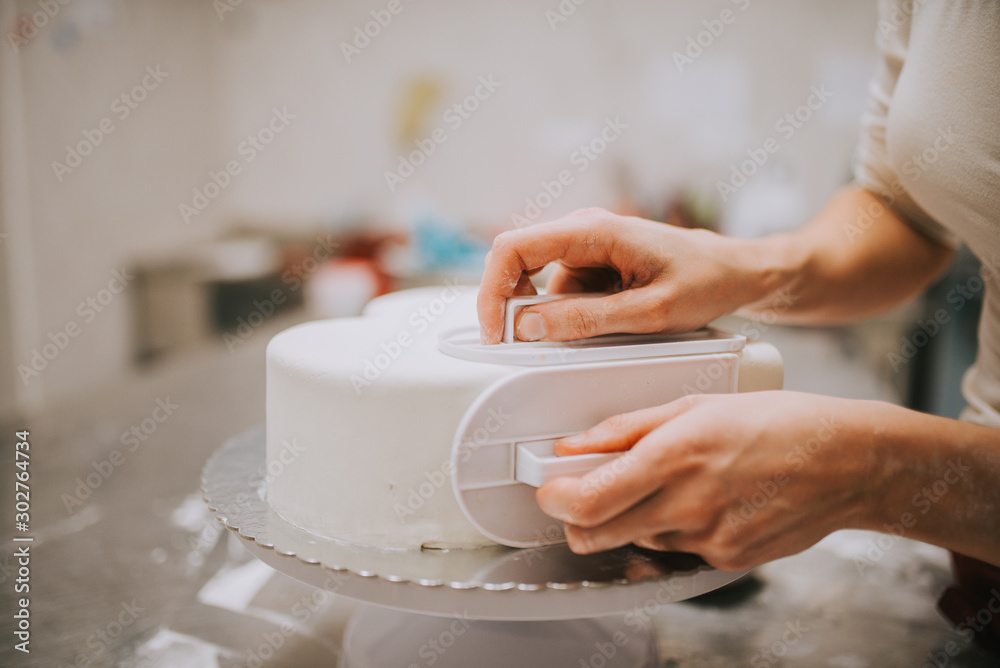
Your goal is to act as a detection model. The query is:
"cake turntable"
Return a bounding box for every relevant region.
[204,292,783,666]
[203,426,749,667]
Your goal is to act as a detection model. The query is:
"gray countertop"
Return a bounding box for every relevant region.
[2,312,997,667]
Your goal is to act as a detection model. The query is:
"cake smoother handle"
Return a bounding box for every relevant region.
[514,438,623,488]
[503,293,608,343]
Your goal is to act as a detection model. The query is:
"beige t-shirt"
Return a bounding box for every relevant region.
[854,0,1000,428]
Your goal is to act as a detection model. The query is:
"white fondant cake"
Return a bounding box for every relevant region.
[266,286,784,551]
[266,285,517,549]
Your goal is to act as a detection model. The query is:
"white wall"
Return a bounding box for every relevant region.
[3,0,227,415]
[1,0,879,415]
[214,0,877,226]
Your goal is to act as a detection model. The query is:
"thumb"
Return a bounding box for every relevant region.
[513,289,666,342]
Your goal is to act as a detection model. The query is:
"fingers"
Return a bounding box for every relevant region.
[477,264,538,344]
[478,211,617,344]
[538,396,710,536]
[562,490,715,556]
[631,532,750,572]
[546,263,622,296]
[535,456,649,527]
[561,489,675,553]
[545,264,590,296]
[511,272,537,297]
[554,403,689,456]
[537,399,701,528]
[513,288,667,342]
[632,533,683,552]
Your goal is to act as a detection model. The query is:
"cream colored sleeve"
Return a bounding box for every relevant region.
[853,0,961,249]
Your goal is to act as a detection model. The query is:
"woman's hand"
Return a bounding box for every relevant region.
[536,391,883,570]
[478,188,957,343]
[477,208,781,344]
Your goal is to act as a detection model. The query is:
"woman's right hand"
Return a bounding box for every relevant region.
[477,208,779,344]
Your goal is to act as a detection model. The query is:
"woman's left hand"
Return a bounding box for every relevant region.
[536,391,885,570]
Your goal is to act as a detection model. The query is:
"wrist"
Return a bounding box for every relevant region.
[835,400,1000,564]
[847,401,934,533]
[730,233,808,316]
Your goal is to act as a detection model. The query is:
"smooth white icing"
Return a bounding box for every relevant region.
[266,285,517,549]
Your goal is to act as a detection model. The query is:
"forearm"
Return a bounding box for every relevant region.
[856,403,1000,566]
[737,185,955,325]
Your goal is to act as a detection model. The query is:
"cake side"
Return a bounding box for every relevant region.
[266,287,516,549]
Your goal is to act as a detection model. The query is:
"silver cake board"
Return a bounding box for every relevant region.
[202,426,749,623]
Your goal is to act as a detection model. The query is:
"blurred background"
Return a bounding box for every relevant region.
[1,2,992,666]
[0,0,981,424]
[3,0,945,422]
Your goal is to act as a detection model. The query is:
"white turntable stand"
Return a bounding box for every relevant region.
[206,290,779,666]
[203,427,749,667]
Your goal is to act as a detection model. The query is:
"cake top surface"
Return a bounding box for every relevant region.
[267,285,518,386]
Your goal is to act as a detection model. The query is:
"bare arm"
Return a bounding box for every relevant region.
[478,187,997,569]
[478,185,955,342]
[537,393,1000,569]
[864,405,1000,567]
[741,185,956,325]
